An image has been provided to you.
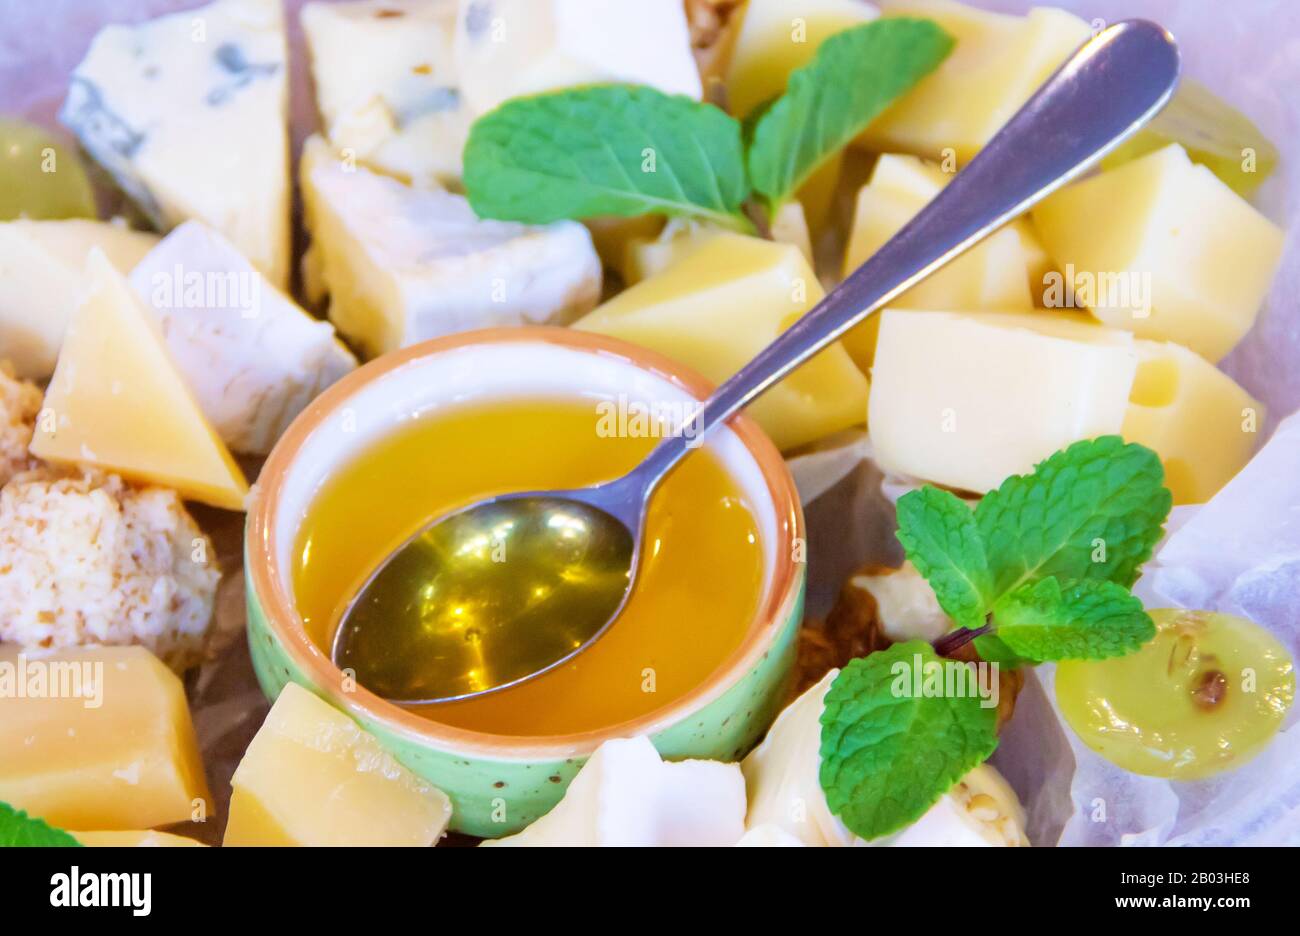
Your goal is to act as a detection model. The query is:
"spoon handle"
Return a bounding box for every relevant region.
[636,18,1180,483]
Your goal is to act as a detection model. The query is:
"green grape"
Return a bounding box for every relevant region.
[1101,79,1278,198]
[1056,609,1294,781]
[0,118,97,221]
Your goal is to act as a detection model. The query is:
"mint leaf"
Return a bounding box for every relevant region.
[975,437,1171,596]
[895,486,992,631]
[747,19,952,209]
[993,576,1156,661]
[820,643,998,841]
[464,85,752,230]
[0,802,81,847]
[973,633,1031,669]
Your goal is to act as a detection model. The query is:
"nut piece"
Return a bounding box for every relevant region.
[0,361,42,486]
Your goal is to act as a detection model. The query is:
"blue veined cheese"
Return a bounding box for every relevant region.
[300,135,601,358]
[454,0,703,115]
[301,0,471,187]
[59,0,290,289]
[128,221,356,456]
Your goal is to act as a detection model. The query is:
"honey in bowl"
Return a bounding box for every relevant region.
[293,396,765,737]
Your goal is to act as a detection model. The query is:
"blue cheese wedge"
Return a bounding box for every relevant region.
[300,135,601,357]
[129,221,356,456]
[59,0,290,288]
[301,0,469,187]
[454,0,703,115]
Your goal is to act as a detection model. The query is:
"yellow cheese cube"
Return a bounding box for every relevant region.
[224,682,452,847]
[0,645,210,831]
[868,310,1138,492]
[841,155,1036,369]
[72,830,206,847]
[28,250,250,511]
[0,220,158,379]
[860,1,1090,162]
[576,233,867,452]
[726,0,878,119]
[1122,341,1263,505]
[1032,143,1285,362]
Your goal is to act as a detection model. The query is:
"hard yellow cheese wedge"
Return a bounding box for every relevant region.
[575,233,868,452]
[1032,143,1285,362]
[860,1,1090,162]
[28,250,249,510]
[868,310,1137,492]
[841,154,1038,369]
[224,682,452,846]
[0,220,158,379]
[1122,341,1263,505]
[73,830,206,847]
[0,645,210,831]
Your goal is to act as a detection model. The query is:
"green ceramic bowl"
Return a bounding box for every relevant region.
[245,328,806,837]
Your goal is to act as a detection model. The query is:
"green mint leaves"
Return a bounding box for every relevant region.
[747,18,953,210]
[463,20,951,232]
[463,85,752,231]
[0,801,81,847]
[895,436,1170,664]
[820,644,999,841]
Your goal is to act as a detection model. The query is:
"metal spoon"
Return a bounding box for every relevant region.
[334,19,1181,704]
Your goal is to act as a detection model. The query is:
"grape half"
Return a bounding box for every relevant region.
[1056,609,1294,780]
[0,119,96,221]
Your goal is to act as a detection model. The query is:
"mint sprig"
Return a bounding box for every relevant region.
[747,19,953,210]
[894,485,992,631]
[820,644,998,841]
[0,801,81,847]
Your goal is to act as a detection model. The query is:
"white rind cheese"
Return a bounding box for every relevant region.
[300,135,601,358]
[60,0,290,288]
[454,0,703,115]
[128,221,357,456]
[301,0,470,187]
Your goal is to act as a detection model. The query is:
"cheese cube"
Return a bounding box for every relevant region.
[60,0,290,287]
[0,645,210,831]
[453,0,702,115]
[868,310,1138,492]
[860,1,1090,162]
[482,737,746,847]
[0,220,158,379]
[575,233,868,452]
[224,682,452,846]
[725,0,879,119]
[301,0,470,187]
[841,154,1036,368]
[300,135,601,358]
[1122,341,1263,505]
[29,250,250,511]
[73,830,206,847]
[129,221,356,455]
[1032,143,1285,362]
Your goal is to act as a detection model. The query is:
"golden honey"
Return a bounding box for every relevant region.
[293,397,765,736]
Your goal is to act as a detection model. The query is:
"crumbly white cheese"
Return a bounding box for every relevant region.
[0,470,220,672]
[0,363,42,486]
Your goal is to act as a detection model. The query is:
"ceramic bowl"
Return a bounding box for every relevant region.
[245,327,805,836]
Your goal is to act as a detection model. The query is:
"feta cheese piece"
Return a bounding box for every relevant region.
[300,135,601,357]
[0,219,158,379]
[851,561,952,644]
[129,221,356,455]
[742,670,1027,846]
[224,682,453,846]
[735,824,806,847]
[0,645,211,831]
[868,310,1139,493]
[1032,143,1285,362]
[60,0,291,287]
[0,363,41,486]
[454,0,703,115]
[0,470,220,672]
[301,0,470,186]
[482,736,746,846]
[29,251,250,511]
